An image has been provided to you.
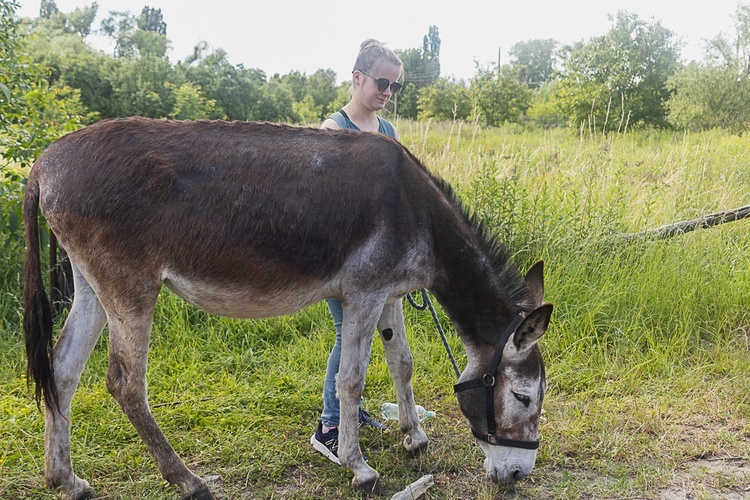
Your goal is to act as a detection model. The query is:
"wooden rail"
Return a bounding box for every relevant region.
[623,204,750,241]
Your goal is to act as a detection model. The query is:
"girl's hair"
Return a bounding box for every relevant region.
[353,39,404,80]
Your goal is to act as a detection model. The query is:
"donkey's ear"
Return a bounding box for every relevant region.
[524,260,545,308]
[514,303,553,351]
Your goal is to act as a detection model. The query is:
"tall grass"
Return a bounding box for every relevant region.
[1,122,749,498]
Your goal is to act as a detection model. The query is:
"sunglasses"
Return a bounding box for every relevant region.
[357,70,403,94]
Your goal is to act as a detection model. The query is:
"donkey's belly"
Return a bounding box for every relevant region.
[162,270,329,319]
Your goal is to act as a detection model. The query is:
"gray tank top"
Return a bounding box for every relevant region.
[329,109,396,139]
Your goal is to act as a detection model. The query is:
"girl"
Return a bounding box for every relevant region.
[311,39,403,465]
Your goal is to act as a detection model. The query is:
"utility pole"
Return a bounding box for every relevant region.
[497,46,502,80]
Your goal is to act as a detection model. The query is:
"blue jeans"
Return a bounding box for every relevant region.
[321,299,369,428]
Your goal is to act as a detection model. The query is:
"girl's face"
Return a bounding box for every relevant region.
[354,59,402,111]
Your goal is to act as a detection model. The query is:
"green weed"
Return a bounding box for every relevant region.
[1,122,749,498]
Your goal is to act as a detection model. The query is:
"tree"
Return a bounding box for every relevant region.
[396,25,441,119]
[168,82,216,119]
[105,55,175,117]
[101,7,169,58]
[423,25,441,76]
[138,6,166,35]
[417,77,471,121]
[666,5,750,133]
[279,70,307,102]
[100,10,137,57]
[25,17,112,116]
[553,11,680,131]
[704,3,750,74]
[292,94,323,124]
[65,3,98,37]
[36,1,98,38]
[307,69,338,118]
[1,0,87,241]
[1,0,88,164]
[469,65,532,127]
[508,39,557,89]
[130,28,169,57]
[257,75,295,122]
[180,47,267,120]
[39,0,58,18]
[666,62,750,132]
[526,80,566,128]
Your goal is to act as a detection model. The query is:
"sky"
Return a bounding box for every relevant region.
[15,0,745,83]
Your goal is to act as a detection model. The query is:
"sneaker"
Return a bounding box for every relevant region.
[311,421,341,465]
[358,408,387,430]
[310,421,368,464]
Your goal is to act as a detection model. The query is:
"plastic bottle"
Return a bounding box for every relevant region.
[381,402,436,421]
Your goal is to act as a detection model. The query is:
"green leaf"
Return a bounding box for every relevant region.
[8,210,19,234]
[0,82,10,102]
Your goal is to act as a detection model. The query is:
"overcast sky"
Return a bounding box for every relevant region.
[16,0,745,83]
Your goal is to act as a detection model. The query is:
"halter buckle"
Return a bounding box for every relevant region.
[482,373,495,387]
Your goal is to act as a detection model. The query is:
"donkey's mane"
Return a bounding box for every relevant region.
[408,150,531,310]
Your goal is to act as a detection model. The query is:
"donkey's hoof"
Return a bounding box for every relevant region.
[73,488,96,500]
[352,475,386,496]
[182,487,214,500]
[404,432,429,456]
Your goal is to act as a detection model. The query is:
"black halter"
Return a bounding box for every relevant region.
[453,314,540,450]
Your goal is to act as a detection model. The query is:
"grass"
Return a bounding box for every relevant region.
[1,121,749,498]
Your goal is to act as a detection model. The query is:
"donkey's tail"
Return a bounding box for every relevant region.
[23,171,59,413]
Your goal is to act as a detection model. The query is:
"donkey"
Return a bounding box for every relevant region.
[24,117,552,499]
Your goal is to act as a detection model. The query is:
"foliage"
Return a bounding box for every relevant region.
[138,6,167,35]
[100,8,169,58]
[704,3,750,73]
[395,25,441,119]
[25,23,111,116]
[508,38,558,89]
[666,5,750,133]
[0,0,88,242]
[416,77,471,121]
[36,0,97,38]
[306,69,339,118]
[276,69,339,122]
[178,47,267,120]
[168,82,216,120]
[7,1,750,141]
[2,124,749,499]
[39,0,58,18]
[105,55,175,118]
[257,75,295,123]
[553,11,681,132]
[326,83,350,117]
[468,65,533,127]
[525,80,566,128]
[666,62,750,133]
[292,95,323,124]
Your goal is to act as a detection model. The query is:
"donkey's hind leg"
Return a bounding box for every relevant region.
[104,298,212,500]
[45,264,107,499]
[377,299,428,455]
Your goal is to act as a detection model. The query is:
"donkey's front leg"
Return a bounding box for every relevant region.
[377,300,428,455]
[336,299,384,494]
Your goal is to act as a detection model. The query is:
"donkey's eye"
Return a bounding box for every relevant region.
[513,392,531,407]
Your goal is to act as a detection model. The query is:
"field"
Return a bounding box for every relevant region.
[1,121,749,498]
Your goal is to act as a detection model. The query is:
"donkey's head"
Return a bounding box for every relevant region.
[454,261,552,483]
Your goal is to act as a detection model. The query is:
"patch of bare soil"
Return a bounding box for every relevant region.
[661,457,750,499]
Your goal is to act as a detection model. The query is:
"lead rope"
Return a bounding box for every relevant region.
[406,289,462,379]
